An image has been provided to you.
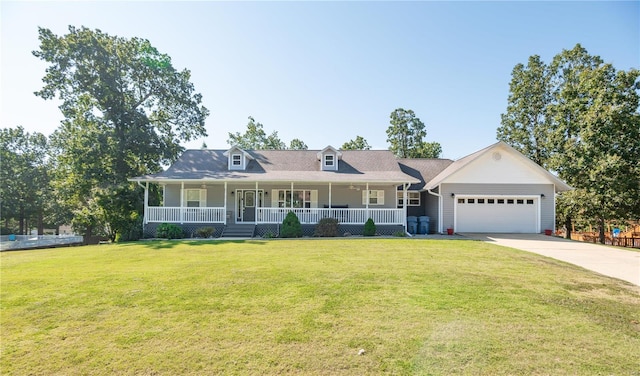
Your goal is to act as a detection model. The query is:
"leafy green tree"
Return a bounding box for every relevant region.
[498,44,640,243]
[341,135,371,150]
[386,108,441,158]
[34,26,209,240]
[497,55,553,167]
[289,138,308,150]
[227,117,286,150]
[0,126,51,235]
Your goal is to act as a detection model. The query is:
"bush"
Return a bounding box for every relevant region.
[115,212,143,242]
[280,211,302,238]
[195,226,216,238]
[363,218,376,236]
[156,223,184,239]
[314,217,339,237]
[393,231,407,237]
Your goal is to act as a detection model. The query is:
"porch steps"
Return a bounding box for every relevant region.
[221,224,256,238]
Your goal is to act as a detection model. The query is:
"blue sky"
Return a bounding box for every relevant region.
[1,1,638,159]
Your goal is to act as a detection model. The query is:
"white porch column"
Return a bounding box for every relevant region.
[144,182,149,225]
[290,182,294,209]
[255,181,259,225]
[224,182,228,225]
[180,181,184,224]
[365,182,369,220]
[328,183,332,208]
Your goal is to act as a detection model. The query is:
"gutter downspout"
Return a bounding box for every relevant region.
[427,185,443,234]
[403,183,410,236]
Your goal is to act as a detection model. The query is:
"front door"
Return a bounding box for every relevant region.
[236,190,263,223]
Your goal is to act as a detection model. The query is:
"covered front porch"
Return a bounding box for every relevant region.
[140,181,410,227]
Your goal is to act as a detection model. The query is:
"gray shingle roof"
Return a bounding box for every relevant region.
[131,149,421,184]
[397,158,454,190]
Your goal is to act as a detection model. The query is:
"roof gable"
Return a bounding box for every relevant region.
[425,141,571,191]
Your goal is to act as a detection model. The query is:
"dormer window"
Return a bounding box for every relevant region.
[224,146,253,170]
[232,154,242,167]
[317,145,341,171]
[324,154,334,167]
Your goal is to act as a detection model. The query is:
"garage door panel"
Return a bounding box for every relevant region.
[456,197,538,233]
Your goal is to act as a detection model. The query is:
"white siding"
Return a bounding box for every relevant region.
[446,149,553,185]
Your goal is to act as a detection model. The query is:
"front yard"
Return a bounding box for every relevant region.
[1,239,638,375]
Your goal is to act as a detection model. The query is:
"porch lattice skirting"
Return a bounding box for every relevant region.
[143,223,404,239]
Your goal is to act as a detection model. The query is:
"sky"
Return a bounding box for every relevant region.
[1,1,638,160]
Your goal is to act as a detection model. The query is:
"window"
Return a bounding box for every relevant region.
[397,191,420,206]
[487,199,495,204]
[363,190,384,205]
[507,199,514,204]
[232,153,242,166]
[185,189,204,207]
[324,154,334,167]
[276,190,314,208]
[497,199,505,204]
[526,199,534,204]
[468,199,475,204]
[458,198,465,204]
[516,199,524,204]
[478,199,485,204]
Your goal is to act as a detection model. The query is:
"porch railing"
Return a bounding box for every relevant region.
[257,208,404,225]
[146,207,404,225]
[147,207,226,223]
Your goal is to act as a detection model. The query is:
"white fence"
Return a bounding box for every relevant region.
[257,208,404,225]
[0,235,84,251]
[146,206,404,225]
[147,207,226,223]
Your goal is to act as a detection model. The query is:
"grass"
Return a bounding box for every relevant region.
[1,238,639,375]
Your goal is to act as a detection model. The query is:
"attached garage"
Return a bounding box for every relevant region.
[455,195,539,233]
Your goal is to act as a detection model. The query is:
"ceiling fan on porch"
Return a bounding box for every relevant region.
[349,185,361,191]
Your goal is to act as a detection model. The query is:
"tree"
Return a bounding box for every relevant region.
[498,44,640,243]
[289,138,308,150]
[341,136,371,150]
[34,26,209,240]
[386,108,441,158]
[227,117,286,150]
[0,126,51,235]
[497,55,553,167]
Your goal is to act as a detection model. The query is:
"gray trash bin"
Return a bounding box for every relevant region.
[407,216,417,234]
[418,216,430,234]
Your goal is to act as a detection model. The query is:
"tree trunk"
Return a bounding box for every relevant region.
[564,216,572,240]
[37,210,44,235]
[598,217,606,244]
[19,204,25,235]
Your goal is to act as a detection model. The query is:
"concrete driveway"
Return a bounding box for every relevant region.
[461,233,640,287]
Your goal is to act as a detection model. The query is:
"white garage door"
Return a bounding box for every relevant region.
[455,196,538,233]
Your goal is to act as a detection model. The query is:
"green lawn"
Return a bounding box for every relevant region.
[1,239,639,375]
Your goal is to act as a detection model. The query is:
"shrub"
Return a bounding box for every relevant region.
[314,217,339,237]
[263,231,275,239]
[115,213,143,242]
[280,211,302,238]
[156,223,184,239]
[195,227,216,238]
[363,218,376,236]
[393,231,407,237]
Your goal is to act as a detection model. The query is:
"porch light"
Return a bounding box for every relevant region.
[451,193,455,197]
[541,194,545,198]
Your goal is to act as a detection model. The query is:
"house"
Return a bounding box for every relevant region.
[129,141,571,237]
